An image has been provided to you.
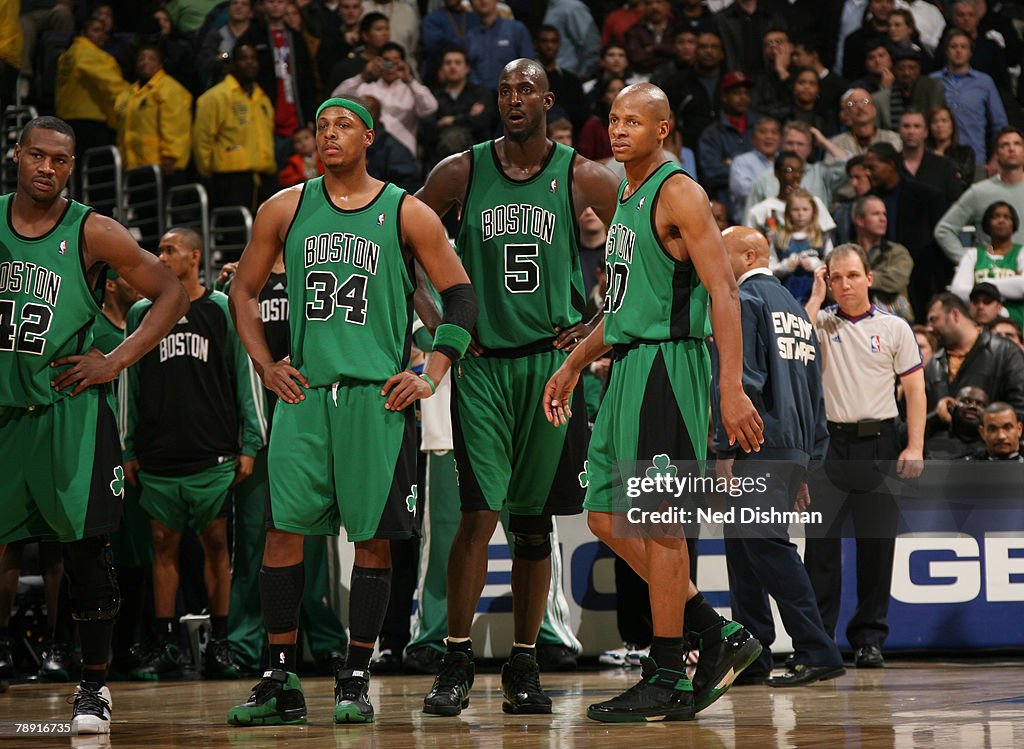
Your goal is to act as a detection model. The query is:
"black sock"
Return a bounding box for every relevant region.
[81,666,106,688]
[269,643,296,672]
[684,593,724,636]
[510,644,535,660]
[649,636,684,672]
[157,617,176,643]
[445,638,472,657]
[211,615,228,640]
[346,644,374,671]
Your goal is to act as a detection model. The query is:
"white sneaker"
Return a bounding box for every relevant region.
[598,645,630,667]
[625,645,650,668]
[70,683,112,734]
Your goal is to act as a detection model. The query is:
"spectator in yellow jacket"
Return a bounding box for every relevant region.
[55,17,129,159]
[115,45,193,179]
[192,43,276,213]
[0,0,23,105]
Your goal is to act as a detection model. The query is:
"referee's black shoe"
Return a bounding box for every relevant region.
[854,645,885,668]
[423,652,474,716]
[587,657,695,723]
[691,621,763,712]
[501,653,552,714]
[767,663,846,687]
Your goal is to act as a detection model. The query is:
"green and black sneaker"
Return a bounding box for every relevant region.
[691,620,763,712]
[204,638,242,679]
[587,657,695,723]
[423,651,474,716]
[130,641,182,681]
[500,652,551,714]
[227,669,307,726]
[334,668,374,724]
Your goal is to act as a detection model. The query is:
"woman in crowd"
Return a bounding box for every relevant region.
[928,105,977,192]
[949,201,1024,327]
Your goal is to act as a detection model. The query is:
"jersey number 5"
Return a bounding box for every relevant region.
[504,243,539,294]
[0,300,53,355]
[305,271,368,325]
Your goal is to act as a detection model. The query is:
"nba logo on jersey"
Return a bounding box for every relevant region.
[870,335,882,353]
[377,213,386,226]
[58,239,67,255]
[549,178,557,193]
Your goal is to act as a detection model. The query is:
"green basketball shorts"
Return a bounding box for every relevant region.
[452,348,588,520]
[267,381,419,542]
[0,386,123,544]
[583,339,710,513]
[138,461,235,533]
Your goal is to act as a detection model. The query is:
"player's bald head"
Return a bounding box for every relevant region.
[614,82,671,121]
[722,225,770,279]
[500,58,549,92]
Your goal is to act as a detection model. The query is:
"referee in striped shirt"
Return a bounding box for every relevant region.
[802,243,925,670]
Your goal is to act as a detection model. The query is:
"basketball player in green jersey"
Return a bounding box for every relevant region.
[0,116,188,734]
[226,97,476,726]
[416,58,621,716]
[544,84,766,722]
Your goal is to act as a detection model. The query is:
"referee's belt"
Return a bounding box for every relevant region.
[827,418,895,438]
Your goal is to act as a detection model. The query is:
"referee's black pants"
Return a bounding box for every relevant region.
[804,421,901,649]
[725,459,843,674]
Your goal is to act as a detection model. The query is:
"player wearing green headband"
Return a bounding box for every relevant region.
[226,98,477,726]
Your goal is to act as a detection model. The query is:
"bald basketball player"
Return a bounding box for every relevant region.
[544,85,765,722]
[714,227,845,687]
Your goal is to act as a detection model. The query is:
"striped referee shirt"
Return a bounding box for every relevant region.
[815,304,923,423]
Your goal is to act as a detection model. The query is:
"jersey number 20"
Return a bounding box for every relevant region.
[305,271,368,325]
[604,262,630,313]
[0,300,53,355]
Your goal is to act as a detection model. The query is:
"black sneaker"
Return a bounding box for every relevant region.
[70,682,112,734]
[203,638,241,679]
[39,642,73,682]
[423,651,474,716]
[500,652,552,714]
[314,649,348,676]
[404,646,442,675]
[536,643,578,672]
[370,648,403,674]
[227,669,307,726]
[0,640,14,680]
[691,621,763,712]
[130,641,182,681]
[334,668,374,723]
[587,657,695,723]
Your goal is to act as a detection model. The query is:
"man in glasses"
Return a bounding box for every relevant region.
[827,88,901,163]
[745,151,836,235]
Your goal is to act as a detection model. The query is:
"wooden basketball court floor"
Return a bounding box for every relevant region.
[2,662,1023,748]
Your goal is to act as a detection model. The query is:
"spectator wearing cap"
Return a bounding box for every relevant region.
[827,88,901,163]
[803,243,926,670]
[967,282,1006,325]
[729,116,781,221]
[935,128,1024,264]
[949,201,1024,327]
[923,292,1024,425]
[864,142,947,316]
[852,195,915,320]
[874,46,945,130]
[966,402,1023,460]
[623,0,679,74]
[929,28,1007,167]
[925,385,989,458]
[897,110,963,208]
[714,0,787,77]
[698,70,756,206]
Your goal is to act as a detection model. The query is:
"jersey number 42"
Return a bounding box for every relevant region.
[0,300,53,355]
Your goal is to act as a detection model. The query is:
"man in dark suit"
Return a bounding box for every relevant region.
[865,142,948,317]
[897,110,963,208]
[674,30,725,149]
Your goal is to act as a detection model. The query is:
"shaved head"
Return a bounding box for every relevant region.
[615,82,671,120]
[722,225,770,279]
[499,58,549,92]
[166,226,203,251]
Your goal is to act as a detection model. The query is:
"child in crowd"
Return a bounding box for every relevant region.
[770,189,833,302]
[278,127,324,187]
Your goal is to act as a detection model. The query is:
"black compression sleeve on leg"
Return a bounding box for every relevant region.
[62,536,119,668]
[260,563,304,634]
[348,566,392,644]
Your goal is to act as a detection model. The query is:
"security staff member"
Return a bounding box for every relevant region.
[803,244,926,669]
[712,227,845,687]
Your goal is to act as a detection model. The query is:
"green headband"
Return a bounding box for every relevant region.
[316,97,374,129]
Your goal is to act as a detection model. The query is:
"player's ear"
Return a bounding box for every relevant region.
[365,127,376,148]
[543,91,555,111]
[12,143,20,164]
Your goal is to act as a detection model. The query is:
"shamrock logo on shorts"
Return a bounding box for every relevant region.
[646,454,677,480]
[406,484,418,515]
[578,460,590,489]
[110,466,125,498]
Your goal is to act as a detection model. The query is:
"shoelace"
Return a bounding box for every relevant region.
[510,663,543,693]
[434,660,469,690]
[69,688,110,716]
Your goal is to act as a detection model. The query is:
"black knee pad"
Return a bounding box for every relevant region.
[62,535,120,622]
[511,533,552,561]
[260,563,305,634]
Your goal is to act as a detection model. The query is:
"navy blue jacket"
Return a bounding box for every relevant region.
[711,271,829,463]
